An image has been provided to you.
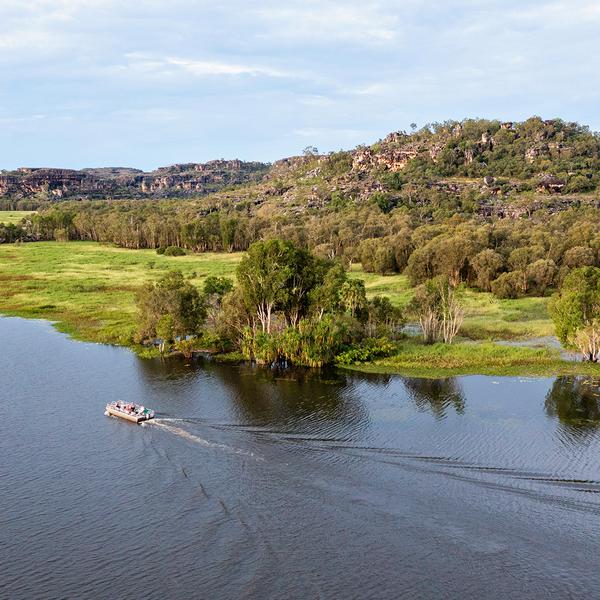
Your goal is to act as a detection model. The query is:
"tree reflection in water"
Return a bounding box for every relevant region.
[215,363,369,432]
[402,377,465,419]
[545,376,600,430]
[137,355,369,433]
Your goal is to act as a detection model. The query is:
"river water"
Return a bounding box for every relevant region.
[3,317,600,599]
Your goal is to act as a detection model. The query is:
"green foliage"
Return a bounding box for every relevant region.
[341,279,368,320]
[203,276,233,297]
[297,314,355,367]
[563,246,595,269]
[240,314,354,368]
[371,191,393,213]
[491,271,522,299]
[236,239,303,332]
[136,270,205,341]
[565,175,595,193]
[359,238,397,274]
[526,259,556,295]
[174,337,196,358]
[410,276,464,343]
[163,245,186,256]
[549,267,600,348]
[156,315,175,353]
[366,295,405,337]
[4,241,600,374]
[309,262,347,317]
[335,337,396,365]
[471,249,504,291]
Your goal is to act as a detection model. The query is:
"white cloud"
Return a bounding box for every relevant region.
[298,95,335,106]
[165,57,287,78]
[508,0,600,26]
[1,0,600,168]
[111,53,291,80]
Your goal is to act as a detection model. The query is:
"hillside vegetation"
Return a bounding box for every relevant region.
[3,117,600,304]
[2,117,600,375]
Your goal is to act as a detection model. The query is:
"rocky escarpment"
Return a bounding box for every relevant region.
[2,118,597,217]
[350,119,596,186]
[0,160,269,200]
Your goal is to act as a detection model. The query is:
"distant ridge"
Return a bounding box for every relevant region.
[1,117,598,207]
[0,160,269,200]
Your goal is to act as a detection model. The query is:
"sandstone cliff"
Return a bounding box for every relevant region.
[0,160,269,200]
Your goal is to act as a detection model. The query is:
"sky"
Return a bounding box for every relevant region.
[1,0,599,170]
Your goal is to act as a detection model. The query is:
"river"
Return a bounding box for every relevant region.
[2,317,600,599]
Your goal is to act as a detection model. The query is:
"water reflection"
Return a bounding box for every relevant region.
[402,377,466,418]
[545,376,600,430]
[215,363,369,436]
[136,356,369,435]
[7,317,600,599]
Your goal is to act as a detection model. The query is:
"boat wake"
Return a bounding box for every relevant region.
[146,419,263,461]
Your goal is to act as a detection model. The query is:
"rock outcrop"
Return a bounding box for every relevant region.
[0,160,269,199]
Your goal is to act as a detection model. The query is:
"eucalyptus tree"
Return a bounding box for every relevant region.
[549,266,600,361]
[236,239,295,333]
[136,270,205,342]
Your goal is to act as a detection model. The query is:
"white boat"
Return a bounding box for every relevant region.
[105,401,155,423]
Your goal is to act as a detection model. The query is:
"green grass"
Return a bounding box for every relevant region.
[350,266,553,340]
[0,241,240,345]
[0,241,580,375]
[0,211,35,225]
[344,338,600,378]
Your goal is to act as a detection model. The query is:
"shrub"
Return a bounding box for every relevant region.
[53,228,69,242]
[491,271,522,299]
[163,246,186,256]
[335,337,396,365]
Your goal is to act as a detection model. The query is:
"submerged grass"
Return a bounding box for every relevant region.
[344,338,599,378]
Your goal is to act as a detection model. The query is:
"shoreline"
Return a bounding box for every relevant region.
[0,240,597,379]
[2,311,598,379]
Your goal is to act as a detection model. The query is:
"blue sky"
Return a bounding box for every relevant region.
[1,1,599,170]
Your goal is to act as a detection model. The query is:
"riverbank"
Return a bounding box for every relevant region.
[0,241,240,345]
[0,240,595,377]
[340,339,598,378]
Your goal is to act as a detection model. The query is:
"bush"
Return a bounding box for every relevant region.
[156,247,166,255]
[335,337,396,365]
[491,271,522,299]
[163,246,186,256]
[565,175,596,193]
[53,228,69,242]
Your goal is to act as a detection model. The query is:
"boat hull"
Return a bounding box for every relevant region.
[106,406,153,423]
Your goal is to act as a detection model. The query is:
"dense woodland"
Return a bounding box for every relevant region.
[135,239,460,367]
[135,238,600,366]
[2,117,600,303]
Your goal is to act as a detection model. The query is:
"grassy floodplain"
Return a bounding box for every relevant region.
[351,267,553,340]
[0,242,240,344]
[0,211,35,224]
[0,240,595,376]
